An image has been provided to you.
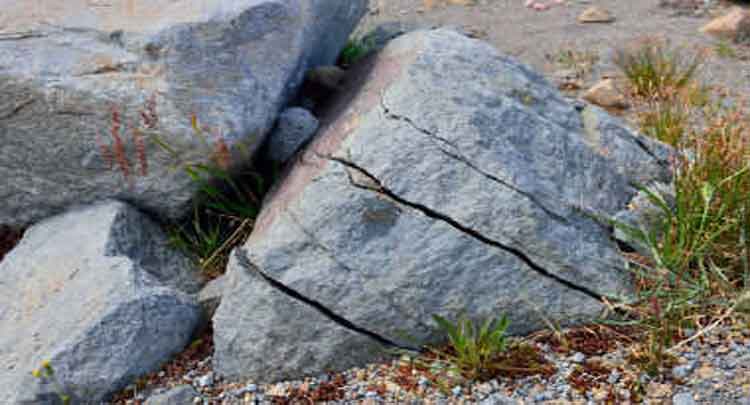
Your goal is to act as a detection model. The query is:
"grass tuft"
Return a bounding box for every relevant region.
[614,38,704,100]
[429,313,510,381]
[612,53,750,373]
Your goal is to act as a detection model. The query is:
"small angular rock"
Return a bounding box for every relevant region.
[700,7,750,43]
[578,6,615,23]
[265,107,321,163]
[582,79,629,109]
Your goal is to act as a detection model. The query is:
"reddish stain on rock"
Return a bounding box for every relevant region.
[251,40,422,238]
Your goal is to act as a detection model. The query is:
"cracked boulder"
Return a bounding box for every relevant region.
[0,0,367,227]
[213,29,673,382]
[0,201,203,403]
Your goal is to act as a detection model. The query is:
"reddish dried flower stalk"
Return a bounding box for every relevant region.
[110,107,131,185]
[96,132,114,170]
[650,295,662,318]
[212,136,231,170]
[132,124,148,177]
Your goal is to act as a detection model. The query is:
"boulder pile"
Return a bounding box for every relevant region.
[0,0,676,401]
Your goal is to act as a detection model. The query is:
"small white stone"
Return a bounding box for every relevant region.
[196,372,214,388]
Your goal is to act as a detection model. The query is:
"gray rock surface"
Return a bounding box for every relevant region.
[198,275,227,323]
[613,181,676,255]
[265,107,320,163]
[213,29,673,382]
[0,201,202,403]
[145,385,200,405]
[0,0,368,226]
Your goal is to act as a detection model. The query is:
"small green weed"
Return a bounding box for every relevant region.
[430,313,510,380]
[31,360,71,405]
[715,40,737,59]
[162,115,270,278]
[338,37,375,67]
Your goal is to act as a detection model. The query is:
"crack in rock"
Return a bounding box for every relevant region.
[325,155,611,302]
[379,94,576,225]
[0,98,36,120]
[234,248,423,353]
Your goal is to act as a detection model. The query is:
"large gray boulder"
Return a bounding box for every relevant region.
[0,201,203,403]
[0,0,368,227]
[213,29,673,382]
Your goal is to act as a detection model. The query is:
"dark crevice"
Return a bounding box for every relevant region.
[0,32,46,41]
[630,135,672,169]
[325,155,610,302]
[379,95,570,225]
[437,147,570,224]
[234,248,423,353]
[0,98,36,120]
[379,95,459,149]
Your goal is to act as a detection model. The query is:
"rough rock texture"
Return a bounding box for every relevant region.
[145,385,200,405]
[0,201,202,403]
[613,181,676,256]
[198,275,227,323]
[0,0,368,226]
[582,79,629,110]
[265,107,320,163]
[213,29,673,382]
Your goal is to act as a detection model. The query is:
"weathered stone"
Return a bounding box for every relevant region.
[198,275,227,323]
[265,107,320,163]
[582,79,629,109]
[700,7,750,43]
[145,385,201,405]
[213,29,672,382]
[578,6,615,23]
[0,201,202,403]
[0,0,368,227]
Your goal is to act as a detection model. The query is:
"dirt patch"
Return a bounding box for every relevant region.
[356,0,750,97]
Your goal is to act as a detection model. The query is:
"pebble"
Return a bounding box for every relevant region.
[196,372,214,388]
[673,361,698,379]
[673,391,698,405]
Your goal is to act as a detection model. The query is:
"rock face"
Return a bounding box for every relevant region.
[213,29,673,382]
[0,0,368,227]
[0,201,203,403]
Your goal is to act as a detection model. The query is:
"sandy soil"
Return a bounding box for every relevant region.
[356,0,750,96]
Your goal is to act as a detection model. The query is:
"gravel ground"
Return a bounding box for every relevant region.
[114,322,750,404]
